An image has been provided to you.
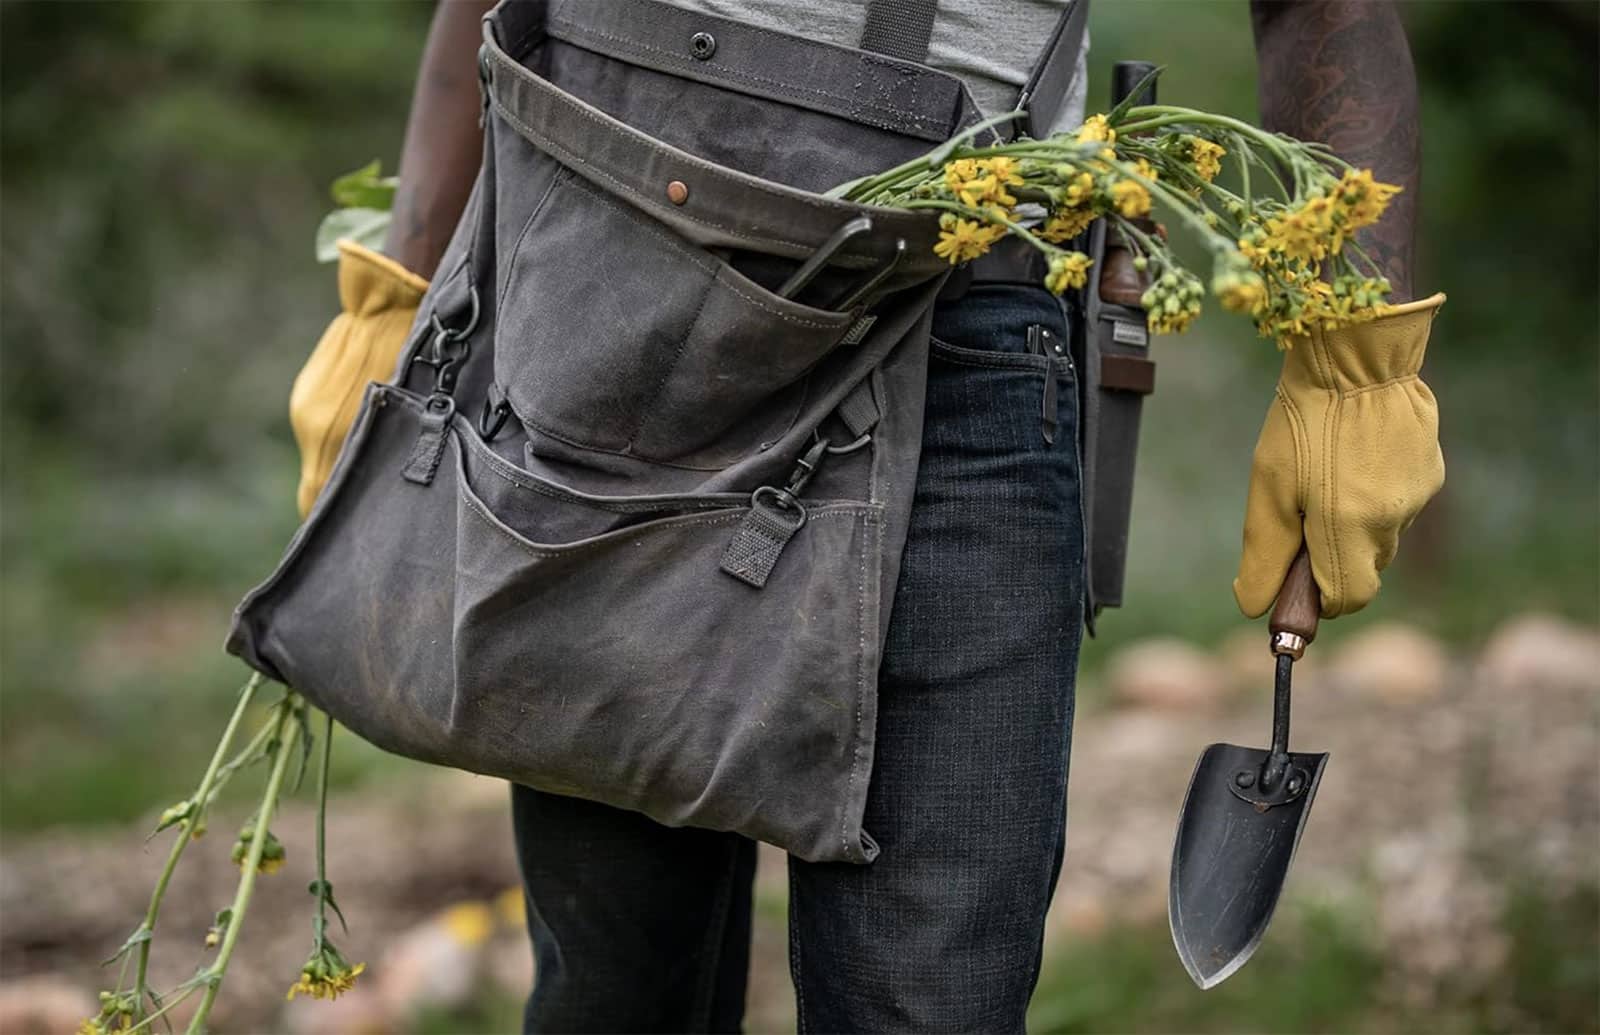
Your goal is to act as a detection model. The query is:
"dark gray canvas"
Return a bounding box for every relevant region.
[227,0,992,863]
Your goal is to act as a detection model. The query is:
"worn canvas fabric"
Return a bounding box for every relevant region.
[225,0,1014,863]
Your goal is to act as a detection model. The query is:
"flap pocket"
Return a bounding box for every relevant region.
[495,169,856,470]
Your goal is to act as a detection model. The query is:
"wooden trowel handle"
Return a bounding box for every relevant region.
[1269,547,1320,659]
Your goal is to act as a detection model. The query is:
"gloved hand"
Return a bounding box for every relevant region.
[290,240,429,516]
[1234,292,1446,619]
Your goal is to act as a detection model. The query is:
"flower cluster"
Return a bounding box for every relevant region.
[287,940,366,1002]
[831,78,1402,346]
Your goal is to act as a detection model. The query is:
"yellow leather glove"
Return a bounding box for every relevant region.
[290,240,429,516]
[1234,292,1446,619]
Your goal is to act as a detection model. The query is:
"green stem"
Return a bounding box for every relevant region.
[1233,133,1252,220]
[125,984,201,1034]
[1113,216,1164,263]
[1116,106,1293,159]
[185,695,302,1034]
[200,721,277,810]
[314,711,332,941]
[129,673,264,1017]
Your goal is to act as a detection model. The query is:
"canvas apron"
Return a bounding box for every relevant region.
[228,0,1081,864]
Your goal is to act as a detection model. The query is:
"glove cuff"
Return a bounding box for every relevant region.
[335,239,431,318]
[1285,291,1445,391]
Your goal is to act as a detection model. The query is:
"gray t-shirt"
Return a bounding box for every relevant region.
[661,0,1090,137]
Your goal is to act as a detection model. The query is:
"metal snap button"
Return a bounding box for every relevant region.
[666,180,689,205]
[690,31,716,59]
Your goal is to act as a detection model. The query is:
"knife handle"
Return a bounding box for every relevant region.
[1269,547,1320,659]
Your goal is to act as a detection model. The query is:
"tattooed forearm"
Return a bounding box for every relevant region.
[1250,0,1420,299]
[385,0,498,279]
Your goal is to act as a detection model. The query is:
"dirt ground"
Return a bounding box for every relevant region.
[2,614,1595,1032]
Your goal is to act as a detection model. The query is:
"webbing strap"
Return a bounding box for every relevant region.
[858,0,1091,141]
[859,0,939,63]
[1014,0,1090,138]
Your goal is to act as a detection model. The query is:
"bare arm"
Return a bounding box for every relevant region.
[384,0,498,279]
[1251,0,1420,300]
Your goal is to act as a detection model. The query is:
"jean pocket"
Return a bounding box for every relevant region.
[494,169,857,470]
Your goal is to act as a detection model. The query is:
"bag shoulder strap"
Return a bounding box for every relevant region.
[859,0,939,63]
[859,0,1090,139]
[1013,0,1091,139]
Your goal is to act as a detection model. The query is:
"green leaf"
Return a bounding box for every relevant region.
[329,159,397,210]
[314,207,390,263]
[1106,66,1166,126]
[101,923,153,966]
[308,879,349,934]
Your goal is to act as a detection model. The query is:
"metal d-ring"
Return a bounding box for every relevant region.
[750,485,807,530]
[430,283,481,343]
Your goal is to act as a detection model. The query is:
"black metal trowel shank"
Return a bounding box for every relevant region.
[1169,549,1328,989]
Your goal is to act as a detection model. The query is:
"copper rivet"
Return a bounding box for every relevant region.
[666,180,689,205]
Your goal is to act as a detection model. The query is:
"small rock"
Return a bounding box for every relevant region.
[1104,638,1230,711]
[1328,622,1450,705]
[0,975,98,1035]
[375,903,493,1016]
[1478,613,1600,692]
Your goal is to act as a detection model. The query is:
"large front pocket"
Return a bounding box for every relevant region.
[494,169,857,469]
[229,384,885,863]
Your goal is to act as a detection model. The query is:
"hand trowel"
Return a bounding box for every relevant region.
[1168,547,1327,989]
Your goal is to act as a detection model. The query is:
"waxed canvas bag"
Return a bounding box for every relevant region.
[228,0,1085,863]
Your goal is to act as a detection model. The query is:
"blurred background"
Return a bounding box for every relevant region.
[1,1,1595,1032]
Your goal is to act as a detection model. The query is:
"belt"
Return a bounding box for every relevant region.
[938,235,1057,300]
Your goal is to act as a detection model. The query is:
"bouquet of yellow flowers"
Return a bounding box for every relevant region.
[828,76,1402,346]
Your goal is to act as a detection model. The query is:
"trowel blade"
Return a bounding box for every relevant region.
[1168,742,1329,989]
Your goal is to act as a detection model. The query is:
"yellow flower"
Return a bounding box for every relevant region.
[1186,137,1226,182]
[979,155,1024,187]
[440,902,495,946]
[78,1021,106,1035]
[230,824,286,875]
[287,961,366,1001]
[1045,252,1093,295]
[1076,114,1116,145]
[1110,179,1151,218]
[956,174,1016,211]
[1038,205,1097,243]
[933,216,1004,264]
[288,938,367,1002]
[1335,168,1402,230]
[943,158,980,194]
[1264,193,1338,262]
[1216,271,1268,315]
[1061,170,1095,207]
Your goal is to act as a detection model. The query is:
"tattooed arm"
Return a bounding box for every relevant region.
[384,0,498,279]
[1251,0,1420,300]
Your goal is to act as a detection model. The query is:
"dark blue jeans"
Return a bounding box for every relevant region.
[511,283,1086,1033]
